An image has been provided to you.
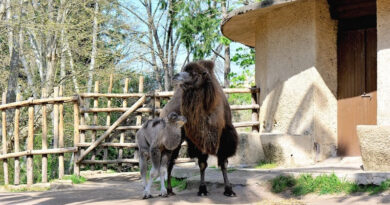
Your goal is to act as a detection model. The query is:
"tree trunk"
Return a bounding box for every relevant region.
[7,46,20,104]
[65,40,80,93]
[224,44,231,88]
[87,0,99,94]
[0,1,5,17]
[6,0,12,58]
[222,0,231,88]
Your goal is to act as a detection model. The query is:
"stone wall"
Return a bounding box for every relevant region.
[254,0,337,165]
[377,0,390,125]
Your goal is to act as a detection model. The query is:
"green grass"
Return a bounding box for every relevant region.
[255,161,278,169]
[271,175,296,193]
[0,184,50,192]
[227,168,237,173]
[63,175,87,184]
[106,169,117,174]
[271,174,390,196]
[154,177,187,191]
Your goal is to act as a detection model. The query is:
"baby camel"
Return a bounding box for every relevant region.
[136,112,187,199]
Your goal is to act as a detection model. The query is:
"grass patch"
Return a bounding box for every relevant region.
[271,175,296,193]
[107,169,117,174]
[255,161,278,169]
[271,174,390,196]
[227,168,237,173]
[1,185,50,192]
[63,175,87,184]
[154,177,187,191]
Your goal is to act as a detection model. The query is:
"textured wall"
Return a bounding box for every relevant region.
[377,0,390,125]
[357,125,390,171]
[255,0,337,165]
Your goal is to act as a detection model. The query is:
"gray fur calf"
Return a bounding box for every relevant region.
[136,112,186,199]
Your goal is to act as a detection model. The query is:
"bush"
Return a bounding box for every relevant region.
[271,174,390,196]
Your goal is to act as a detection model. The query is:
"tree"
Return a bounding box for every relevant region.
[119,0,183,91]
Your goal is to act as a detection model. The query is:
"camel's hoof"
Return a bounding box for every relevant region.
[167,188,176,196]
[159,193,168,197]
[142,194,153,199]
[223,186,236,197]
[197,184,208,196]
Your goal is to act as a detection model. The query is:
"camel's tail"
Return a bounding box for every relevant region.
[217,123,239,160]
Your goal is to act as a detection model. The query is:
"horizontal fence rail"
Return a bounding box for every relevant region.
[0,75,260,186]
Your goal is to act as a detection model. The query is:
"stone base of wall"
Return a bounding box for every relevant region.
[357,125,390,171]
[207,132,264,167]
[260,133,315,166]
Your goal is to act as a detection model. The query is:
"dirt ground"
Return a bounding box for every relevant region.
[0,171,389,205]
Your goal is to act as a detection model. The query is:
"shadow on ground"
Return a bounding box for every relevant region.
[0,171,389,205]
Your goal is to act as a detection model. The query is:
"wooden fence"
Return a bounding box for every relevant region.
[0,75,260,186]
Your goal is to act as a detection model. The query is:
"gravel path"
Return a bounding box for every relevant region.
[0,171,389,205]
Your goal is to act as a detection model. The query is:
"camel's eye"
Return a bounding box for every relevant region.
[202,71,207,76]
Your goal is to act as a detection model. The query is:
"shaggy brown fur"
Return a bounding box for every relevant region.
[179,61,238,156]
[174,60,239,196]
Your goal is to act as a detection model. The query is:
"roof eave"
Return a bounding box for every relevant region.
[221,0,300,47]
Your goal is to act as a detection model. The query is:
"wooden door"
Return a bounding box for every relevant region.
[337,28,377,156]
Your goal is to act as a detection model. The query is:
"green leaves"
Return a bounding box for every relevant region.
[176,0,222,60]
[231,47,255,69]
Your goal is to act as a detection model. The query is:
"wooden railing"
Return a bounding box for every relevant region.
[0,75,260,186]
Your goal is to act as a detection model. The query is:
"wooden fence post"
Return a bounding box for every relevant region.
[80,96,86,169]
[2,92,8,185]
[14,93,21,185]
[58,86,65,179]
[118,78,128,171]
[104,76,113,171]
[91,81,99,171]
[73,98,80,176]
[41,89,48,183]
[134,76,143,162]
[53,87,59,149]
[251,86,259,133]
[27,97,34,186]
[155,90,161,117]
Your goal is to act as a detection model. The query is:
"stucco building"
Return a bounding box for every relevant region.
[222,0,390,169]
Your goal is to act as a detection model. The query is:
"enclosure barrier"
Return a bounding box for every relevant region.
[0,75,260,186]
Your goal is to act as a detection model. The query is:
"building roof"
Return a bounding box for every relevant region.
[221,0,300,47]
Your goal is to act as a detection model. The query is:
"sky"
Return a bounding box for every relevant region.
[118,0,255,83]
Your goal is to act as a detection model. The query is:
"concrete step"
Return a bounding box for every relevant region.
[172,166,390,187]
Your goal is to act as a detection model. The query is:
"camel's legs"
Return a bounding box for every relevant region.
[197,154,209,196]
[218,158,236,197]
[143,148,161,199]
[159,152,171,197]
[139,150,148,190]
[166,144,181,195]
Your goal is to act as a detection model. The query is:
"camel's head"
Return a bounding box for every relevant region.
[173,60,214,89]
[167,112,187,127]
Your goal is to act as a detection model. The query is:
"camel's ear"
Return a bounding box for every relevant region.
[198,60,214,72]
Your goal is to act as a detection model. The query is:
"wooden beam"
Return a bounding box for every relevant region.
[73,99,80,176]
[76,95,146,163]
[77,142,137,148]
[41,89,48,183]
[81,159,138,164]
[78,125,142,131]
[2,92,8,185]
[0,96,77,110]
[233,121,260,128]
[27,99,34,186]
[0,147,78,160]
[13,93,21,185]
[80,107,156,113]
[118,78,129,171]
[58,86,65,179]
